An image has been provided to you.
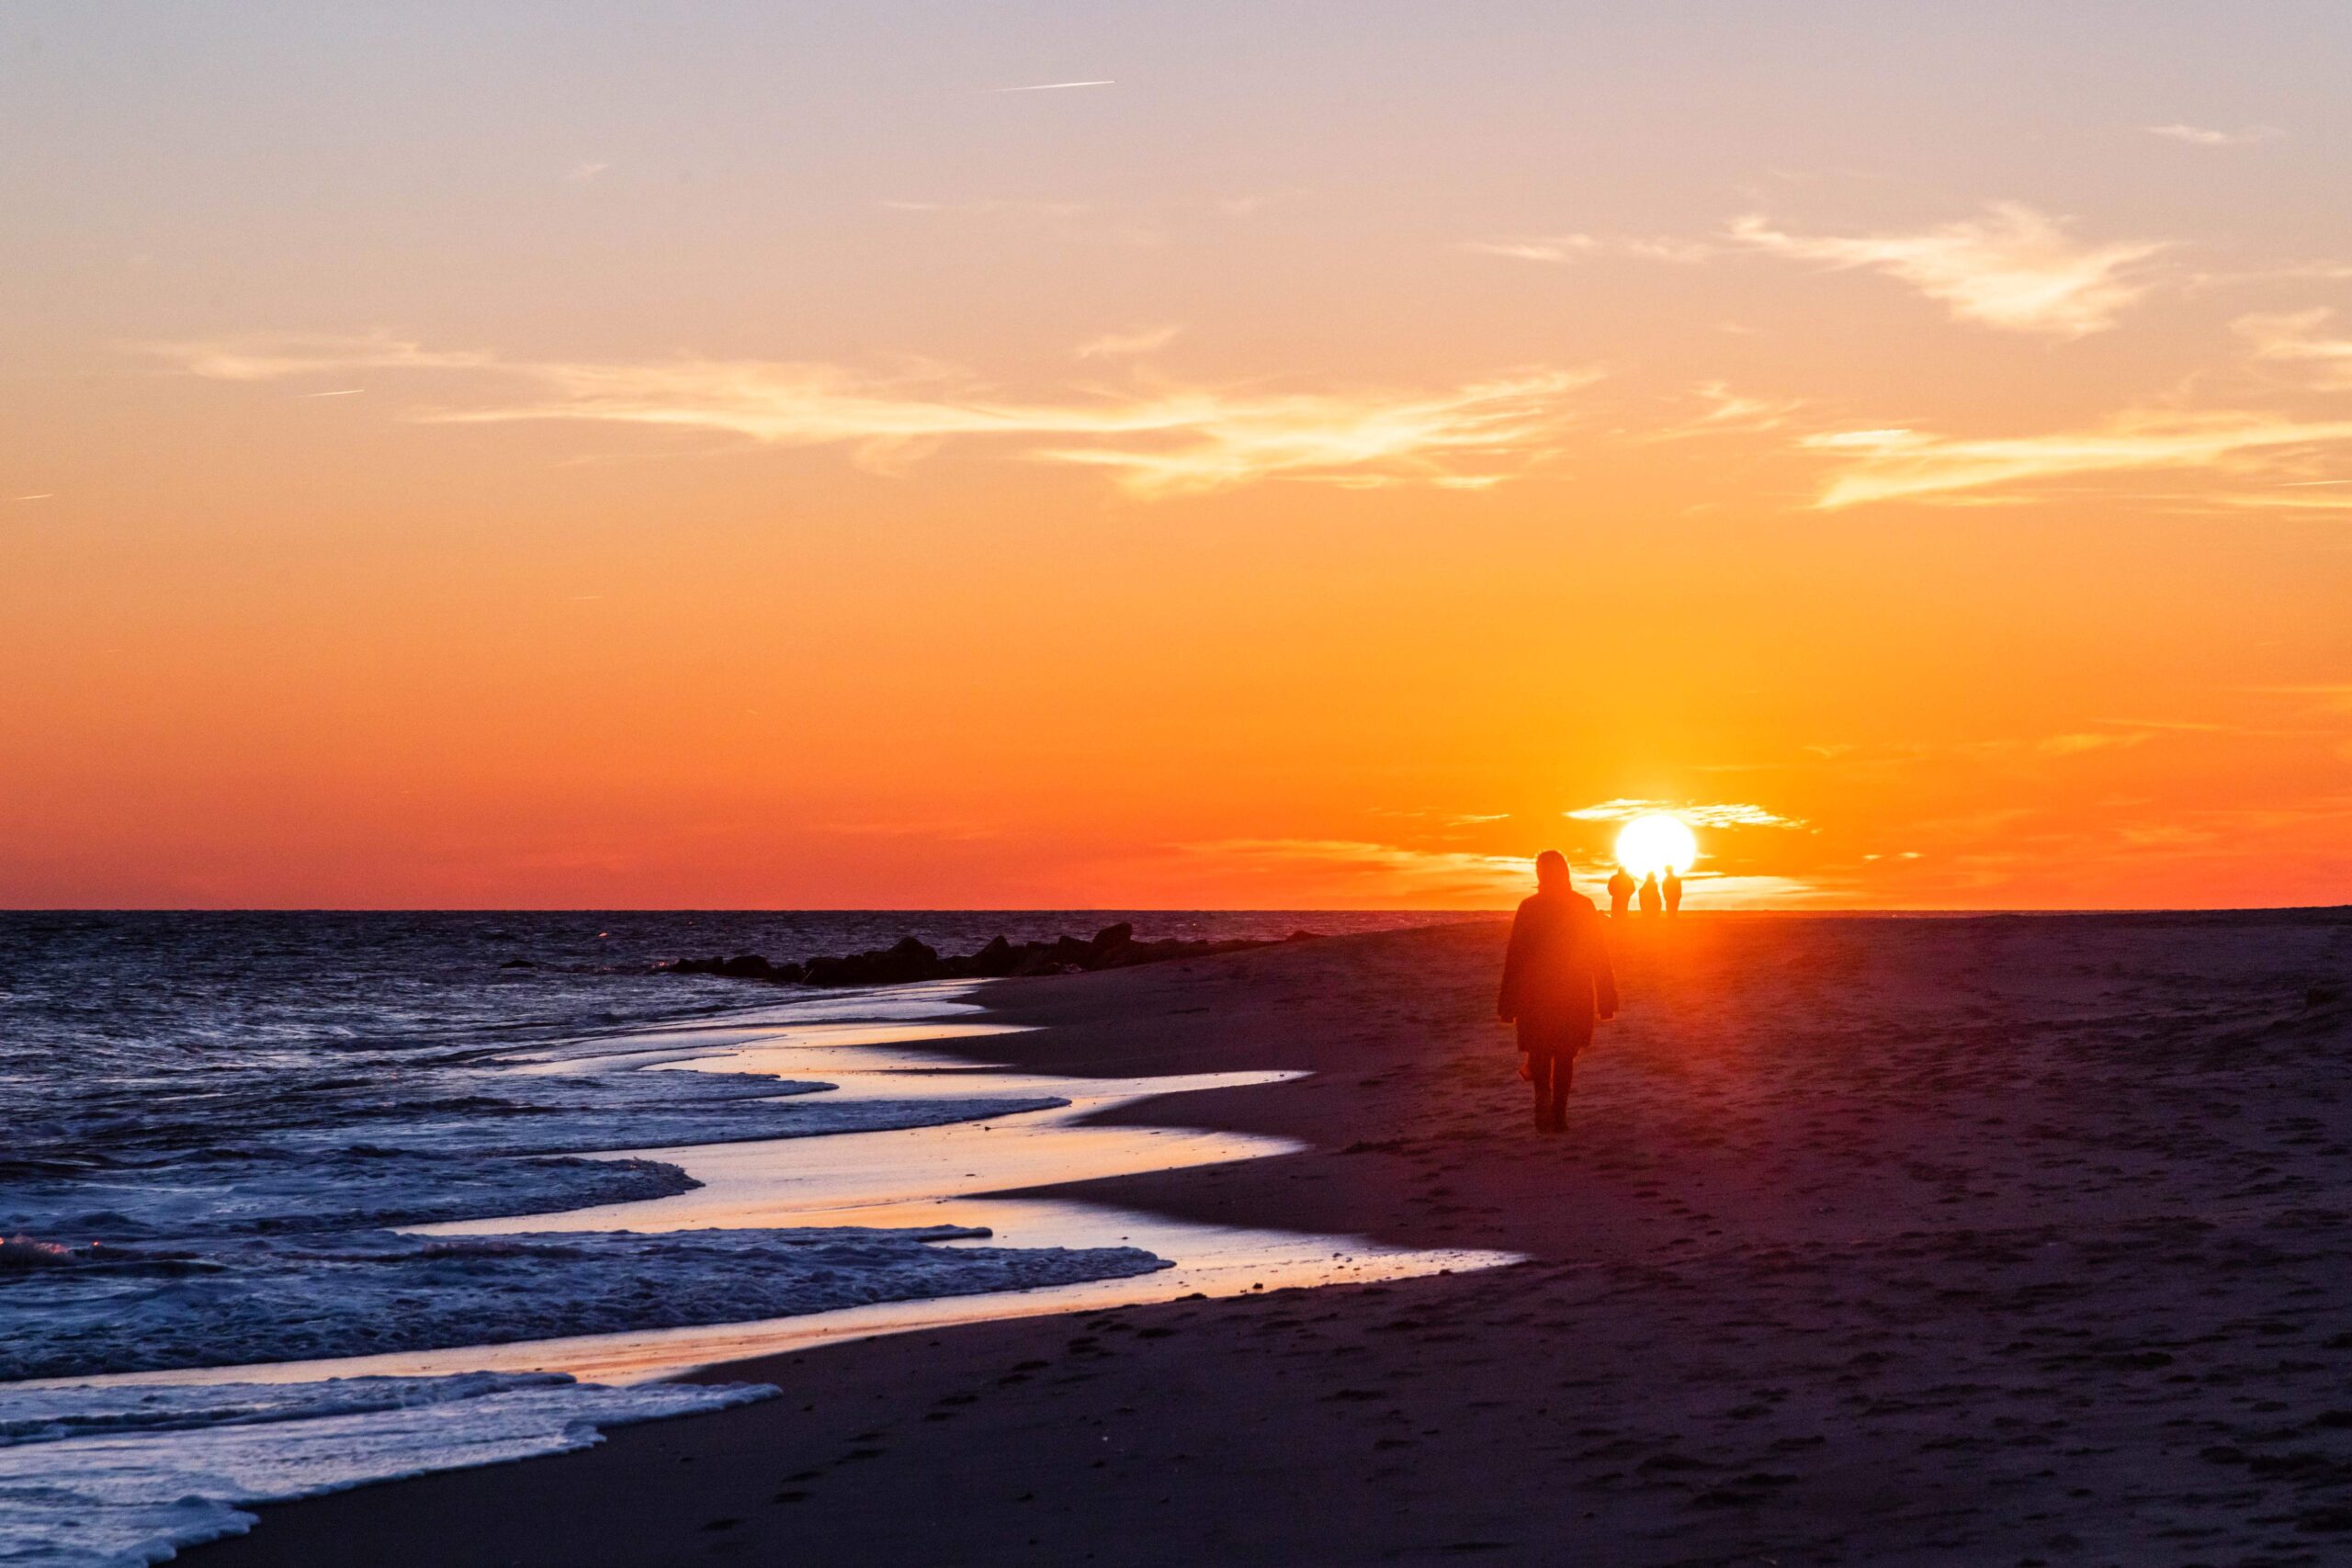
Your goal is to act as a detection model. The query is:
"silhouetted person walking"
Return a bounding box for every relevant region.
[1498,851,1619,1134]
[1663,866,1682,916]
[1606,867,1634,917]
[1638,872,1662,916]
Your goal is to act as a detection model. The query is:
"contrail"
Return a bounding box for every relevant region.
[991,79,1114,93]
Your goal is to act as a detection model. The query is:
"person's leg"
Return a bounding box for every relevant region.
[1528,1053,1554,1129]
[1548,1053,1575,1129]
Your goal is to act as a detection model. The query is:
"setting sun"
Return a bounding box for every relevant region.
[1615,813,1699,878]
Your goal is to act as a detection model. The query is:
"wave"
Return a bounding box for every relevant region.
[0,1372,776,1568]
[1,1224,1170,1381]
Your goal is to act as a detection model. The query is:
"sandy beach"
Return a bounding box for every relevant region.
[189,912,2352,1566]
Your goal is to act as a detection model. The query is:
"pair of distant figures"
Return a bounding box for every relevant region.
[1605,865,1681,917]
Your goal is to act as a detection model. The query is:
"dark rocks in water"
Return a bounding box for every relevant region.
[666,953,806,984]
[799,938,940,988]
[658,924,1307,989]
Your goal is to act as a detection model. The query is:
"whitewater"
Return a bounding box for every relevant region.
[2,911,1492,1565]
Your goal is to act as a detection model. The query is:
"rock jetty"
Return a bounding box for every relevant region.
[659,923,1308,988]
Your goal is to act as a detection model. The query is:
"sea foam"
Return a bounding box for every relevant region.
[0,1372,775,1568]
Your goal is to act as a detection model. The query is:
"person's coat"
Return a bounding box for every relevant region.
[1497,888,1619,1055]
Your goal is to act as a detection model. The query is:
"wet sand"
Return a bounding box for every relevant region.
[196,911,2352,1566]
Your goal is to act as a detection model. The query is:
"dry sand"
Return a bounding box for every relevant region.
[194,912,2352,1566]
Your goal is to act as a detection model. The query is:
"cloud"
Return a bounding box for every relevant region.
[1462,233,1718,265]
[2144,123,2283,147]
[1803,410,2352,508]
[1677,873,1831,904]
[2035,731,2149,757]
[2237,309,2352,389]
[1185,838,1532,900]
[2215,487,2352,512]
[1729,204,2165,336]
[564,161,611,184]
[150,333,1597,499]
[148,331,492,383]
[1640,381,1804,441]
[990,80,1114,93]
[1074,325,1181,360]
[1021,371,1592,495]
[1565,799,1806,829]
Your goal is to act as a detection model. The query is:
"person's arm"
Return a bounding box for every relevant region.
[1591,916,1619,1021]
[1498,906,1528,1022]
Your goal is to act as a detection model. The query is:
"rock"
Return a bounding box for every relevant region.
[660,953,799,984]
[797,954,854,987]
[660,926,1316,991]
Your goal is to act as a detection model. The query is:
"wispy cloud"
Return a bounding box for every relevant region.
[1184,838,1532,900]
[2215,487,2352,512]
[2144,122,2284,147]
[151,331,492,383]
[2035,730,2151,757]
[2236,309,2352,389]
[1193,825,1824,904]
[1074,324,1181,360]
[1565,799,1806,829]
[1640,381,1804,441]
[150,333,1598,499]
[1729,204,2165,336]
[1462,232,1718,265]
[991,79,1114,93]
[1021,372,1591,495]
[564,161,611,184]
[1803,411,2352,508]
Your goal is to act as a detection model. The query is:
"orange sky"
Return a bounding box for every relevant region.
[3,4,2348,908]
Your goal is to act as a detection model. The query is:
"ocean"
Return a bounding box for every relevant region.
[0,909,1481,1565]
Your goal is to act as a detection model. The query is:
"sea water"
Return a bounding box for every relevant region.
[0,910,1480,1564]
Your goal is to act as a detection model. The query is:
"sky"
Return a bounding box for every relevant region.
[3,1,2348,909]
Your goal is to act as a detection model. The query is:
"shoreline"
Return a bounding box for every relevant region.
[196,911,2352,1565]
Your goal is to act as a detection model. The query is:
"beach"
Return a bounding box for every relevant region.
[185,911,2352,1566]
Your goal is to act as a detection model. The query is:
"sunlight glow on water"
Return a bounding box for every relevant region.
[56,999,1515,1389]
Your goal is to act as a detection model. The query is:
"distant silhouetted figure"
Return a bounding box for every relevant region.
[1638,872,1662,916]
[1498,851,1620,1134]
[1606,868,1635,917]
[1663,867,1683,916]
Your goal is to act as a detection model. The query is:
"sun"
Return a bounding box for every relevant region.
[1615,811,1698,878]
